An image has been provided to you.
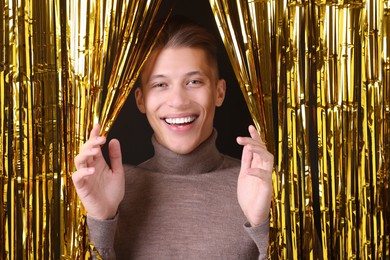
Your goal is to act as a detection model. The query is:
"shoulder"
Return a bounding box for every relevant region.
[214,154,241,181]
[220,154,241,170]
[123,163,138,173]
[122,164,149,184]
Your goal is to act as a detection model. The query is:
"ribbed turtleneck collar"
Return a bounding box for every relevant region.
[141,130,224,175]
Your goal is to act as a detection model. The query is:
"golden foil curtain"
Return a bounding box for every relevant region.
[1,0,389,259]
[1,0,63,258]
[0,0,168,258]
[210,0,390,259]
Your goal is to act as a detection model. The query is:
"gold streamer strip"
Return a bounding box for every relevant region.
[98,0,169,137]
[64,0,170,258]
[208,0,275,153]
[1,0,63,258]
[385,0,390,257]
[1,0,171,258]
[1,0,389,259]
[210,0,390,258]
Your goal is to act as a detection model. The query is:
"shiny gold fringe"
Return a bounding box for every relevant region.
[1,0,63,258]
[1,0,168,258]
[1,0,389,259]
[209,0,389,259]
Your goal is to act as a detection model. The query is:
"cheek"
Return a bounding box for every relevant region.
[195,89,216,105]
[203,92,218,110]
[143,94,161,111]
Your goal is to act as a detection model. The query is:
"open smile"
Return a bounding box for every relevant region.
[163,116,198,126]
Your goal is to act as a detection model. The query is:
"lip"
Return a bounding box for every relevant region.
[161,114,199,131]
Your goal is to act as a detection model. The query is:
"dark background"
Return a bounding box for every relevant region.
[105,0,253,164]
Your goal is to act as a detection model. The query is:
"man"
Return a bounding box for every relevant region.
[72,16,274,259]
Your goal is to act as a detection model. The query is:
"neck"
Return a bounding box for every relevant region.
[142,130,223,175]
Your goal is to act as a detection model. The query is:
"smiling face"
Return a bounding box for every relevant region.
[135,47,226,154]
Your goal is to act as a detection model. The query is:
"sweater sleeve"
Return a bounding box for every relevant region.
[87,214,118,260]
[243,218,270,260]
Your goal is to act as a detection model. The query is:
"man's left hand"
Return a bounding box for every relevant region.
[236,125,274,227]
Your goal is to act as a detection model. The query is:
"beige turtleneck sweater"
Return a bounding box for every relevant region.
[87,131,269,259]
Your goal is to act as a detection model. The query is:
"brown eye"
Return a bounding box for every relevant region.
[187,80,202,86]
[153,82,168,88]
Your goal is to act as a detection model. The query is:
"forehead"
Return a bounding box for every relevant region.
[141,47,217,84]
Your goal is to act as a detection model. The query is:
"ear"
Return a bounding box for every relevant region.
[135,88,146,113]
[215,79,226,107]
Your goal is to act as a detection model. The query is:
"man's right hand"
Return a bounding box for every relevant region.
[72,124,125,220]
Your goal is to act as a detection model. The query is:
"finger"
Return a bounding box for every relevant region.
[244,144,274,161]
[74,146,102,169]
[236,136,268,150]
[108,139,124,173]
[80,135,106,154]
[248,126,269,150]
[248,125,263,141]
[89,124,101,139]
[79,124,105,153]
[236,125,266,146]
[240,145,253,172]
[71,168,95,190]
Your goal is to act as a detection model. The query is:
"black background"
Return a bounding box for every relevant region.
[104,0,253,164]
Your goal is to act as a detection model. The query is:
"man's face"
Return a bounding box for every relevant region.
[136,47,226,154]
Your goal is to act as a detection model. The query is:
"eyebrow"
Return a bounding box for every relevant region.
[148,74,168,82]
[185,71,207,77]
[147,71,207,82]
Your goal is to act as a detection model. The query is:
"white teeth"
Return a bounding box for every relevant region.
[165,116,196,125]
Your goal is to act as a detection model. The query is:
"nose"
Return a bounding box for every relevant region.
[167,85,190,108]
